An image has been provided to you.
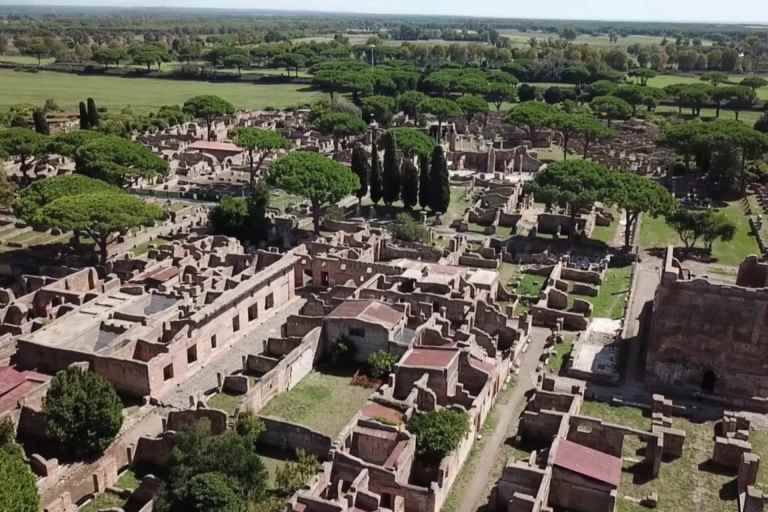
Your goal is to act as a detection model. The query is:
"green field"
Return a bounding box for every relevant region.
[0,69,320,113]
[648,73,768,101]
[498,30,682,49]
[639,201,760,266]
[0,55,56,65]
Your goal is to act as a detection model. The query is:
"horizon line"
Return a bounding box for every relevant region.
[2,3,768,26]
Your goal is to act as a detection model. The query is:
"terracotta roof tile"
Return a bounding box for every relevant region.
[554,439,622,487]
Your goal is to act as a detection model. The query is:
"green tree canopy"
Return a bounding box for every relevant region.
[44,366,124,458]
[231,127,288,191]
[531,160,614,228]
[351,144,369,205]
[182,95,235,139]
[209,187,270,245]
[313,112,367,154]
[361,95,397,126]
[75,135,168,188]
[505,101,557,142]
[397,90,428,119]
[428,144,450,213]
[389,127,434,158]
[179,472,243,512]
[408,409,469,459]
[15,174,118,222]
[0,448,39,512]
[268,151,359,234]
[36,191,165,264]
[0,127,47,182]
[157,418,268,512]
[420,98,462,141]
[606,172,677,248]
[590,95,632,124]
[456,95,489,125]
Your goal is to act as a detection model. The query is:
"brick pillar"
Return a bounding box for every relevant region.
[740,453,761,492]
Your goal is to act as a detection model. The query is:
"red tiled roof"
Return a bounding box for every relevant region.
[553,439,621,487]
[0,366,26,396]
[401,348,458,368]
[328,300,403,328]
[0,367,50,413]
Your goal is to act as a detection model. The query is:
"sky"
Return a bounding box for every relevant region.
[8,0,768,23]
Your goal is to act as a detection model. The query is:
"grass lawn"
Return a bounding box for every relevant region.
[0,55,56,65]
[0,69,320,113]
[259,370,372,438]
[446,185,471,221]
[584,265,632,319]
[639,202,759,266]
[116,468,141,491]
[580,400,760,512]
[270,189,304,213]
[207,390,243,414]
[548,339,574,372]
[79,492,126,512]
[654,105,762,126]
[648,73,768,101]
[592,212,621,245]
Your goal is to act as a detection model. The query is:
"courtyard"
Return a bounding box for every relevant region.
[580,401,768,512]
[259,369,374,438]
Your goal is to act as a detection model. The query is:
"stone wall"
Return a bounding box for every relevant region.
[647,247,768,399]
[258,416,333,459]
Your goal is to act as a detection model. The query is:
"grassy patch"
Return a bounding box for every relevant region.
[0,69,319,113]
[207,391,243,414]
[548,340,574,372]
[447,185,471,221]
[79,492,126,512]
[518,273,547,297]
[259,370,372,438]
[585,265,632,319]
[648,73,768,101]
[654,105,761,126]
[639,202,758,266]
[270,189,304,213]
[259,452,293,489]
[116,468,141,491]
[582,400,747,512]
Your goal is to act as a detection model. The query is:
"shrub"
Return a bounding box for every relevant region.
[274,449,320,496]
[43,366,123,458]
[391,213,429,243]
[408,409,469,459]
[367,351,397,378]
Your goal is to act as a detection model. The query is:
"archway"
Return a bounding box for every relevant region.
[701,370,717,393]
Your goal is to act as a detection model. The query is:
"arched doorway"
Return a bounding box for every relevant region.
[701,370,717,393]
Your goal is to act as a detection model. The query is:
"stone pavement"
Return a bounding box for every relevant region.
[159,297,306,409]
[455,326,549,512]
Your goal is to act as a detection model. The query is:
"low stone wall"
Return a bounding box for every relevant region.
[167,408,228,434]
[258,416,333,460]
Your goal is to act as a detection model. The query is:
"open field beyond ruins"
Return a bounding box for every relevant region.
[3,6,768,512]
[0,69,320,112]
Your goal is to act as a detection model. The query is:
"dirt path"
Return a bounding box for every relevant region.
[454,326,549,512]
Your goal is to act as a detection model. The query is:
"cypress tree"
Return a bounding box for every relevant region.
[351,144,369,206]
[79,101,90,130]
[382,132,400,206]
[429,145,451,213]
[418,153,431,209]
[86,97,99,128]
[369,141,382,205]
[32,109,49,135]
[401,159,419,210]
